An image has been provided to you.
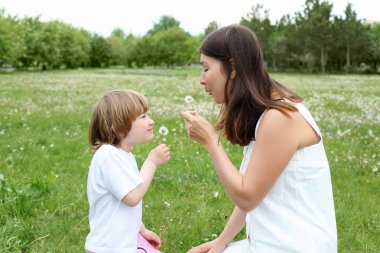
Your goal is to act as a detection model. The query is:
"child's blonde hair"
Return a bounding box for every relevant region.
[89,89,149,153]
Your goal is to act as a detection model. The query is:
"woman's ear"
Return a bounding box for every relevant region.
[229,59,236,79]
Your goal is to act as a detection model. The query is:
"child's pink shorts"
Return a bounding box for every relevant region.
[137,233,161,253]
[86,234,160,253]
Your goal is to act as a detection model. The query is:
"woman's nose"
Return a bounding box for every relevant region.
[199,75,205,85]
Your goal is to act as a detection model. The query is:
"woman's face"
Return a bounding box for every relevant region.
[199,53,228,104]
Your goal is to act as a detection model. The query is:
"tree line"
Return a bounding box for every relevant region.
[1,0,379,74]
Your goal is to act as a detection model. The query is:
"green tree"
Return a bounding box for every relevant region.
[334,4,370,73]
[148,27,197,66]
[268,24,288,70]
[89,35,112,67]
[240,4,274,67]
[123,34,140,67]
[299,0,334,74]
[17,17,51,68]
[40,21,64,68]
[0,10,24,66]
[59,26,91,68]
[108,28,127,66]
[368,22,380,72]
[111,27,126,38]
[147,15,181,35]
[203,21,219,37]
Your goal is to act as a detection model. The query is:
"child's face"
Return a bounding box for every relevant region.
[123,112,155,146]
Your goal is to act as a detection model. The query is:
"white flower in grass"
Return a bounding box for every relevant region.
[159,126,169,136]
[373,167,378,173]
[213,191,219,198]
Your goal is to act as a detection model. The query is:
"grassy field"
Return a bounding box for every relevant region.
[0,68,379,253]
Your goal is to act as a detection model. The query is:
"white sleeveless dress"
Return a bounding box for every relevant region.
[222,103,337,253]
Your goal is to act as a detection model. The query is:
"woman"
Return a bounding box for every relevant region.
[182,25,337,253]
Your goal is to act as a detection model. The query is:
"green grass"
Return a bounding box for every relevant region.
[0,68,379,252]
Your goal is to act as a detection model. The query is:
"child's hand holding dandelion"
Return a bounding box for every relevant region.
[148,143,170,166]
[148,126,170,166]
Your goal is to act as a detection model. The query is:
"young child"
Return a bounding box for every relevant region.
[85,89,170,253]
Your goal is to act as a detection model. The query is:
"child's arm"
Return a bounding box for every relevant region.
[122,144,170,206]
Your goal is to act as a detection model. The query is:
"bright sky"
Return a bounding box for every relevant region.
[1,0,378,36]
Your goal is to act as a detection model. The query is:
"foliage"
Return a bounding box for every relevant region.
[203,21,219,37]
[368,22,380,71]
[0,2,380,73]
[89,35,112,67]
[59,26,91,68]
[333,4,370,73]
[147,15,181,36]
[128,28,198,67]
[0,12,24,65]
[240,4,273,61]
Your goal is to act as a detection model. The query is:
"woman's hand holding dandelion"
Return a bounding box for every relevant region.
[182,111,217,146]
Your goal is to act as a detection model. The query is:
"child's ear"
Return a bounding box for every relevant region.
[229,58,236,79]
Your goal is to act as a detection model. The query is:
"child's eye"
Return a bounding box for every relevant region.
[141,112,151,119]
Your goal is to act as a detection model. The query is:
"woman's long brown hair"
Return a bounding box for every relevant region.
[200,25,302,146]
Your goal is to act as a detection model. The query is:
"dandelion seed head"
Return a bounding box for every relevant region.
[185,95,194,104]
[159,126,169,136]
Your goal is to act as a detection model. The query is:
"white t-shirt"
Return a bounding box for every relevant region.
[85,144,142,253]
